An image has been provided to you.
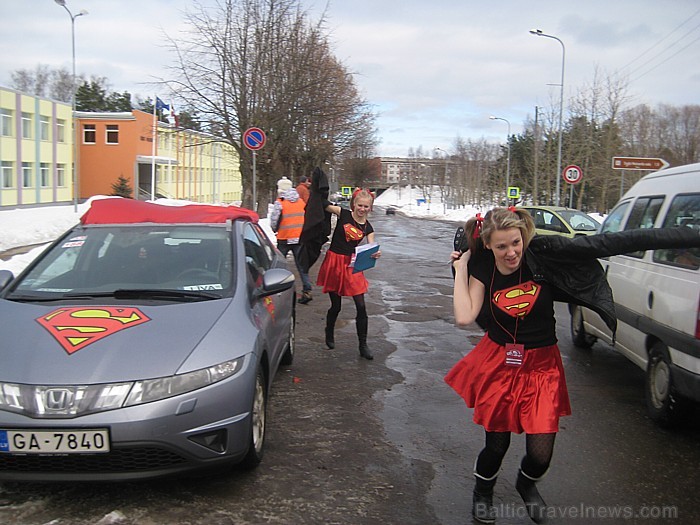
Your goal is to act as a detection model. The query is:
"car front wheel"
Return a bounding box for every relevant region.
[645,342,689,427]
[570,305,596,349]
[240,366,267,469]
[280,309,295,366]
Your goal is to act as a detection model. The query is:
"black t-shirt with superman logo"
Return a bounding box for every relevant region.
[468,249,557,349]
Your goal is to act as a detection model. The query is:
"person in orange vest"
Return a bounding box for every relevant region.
[270,181,313,304]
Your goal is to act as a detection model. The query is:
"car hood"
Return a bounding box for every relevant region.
[0,299,238,385]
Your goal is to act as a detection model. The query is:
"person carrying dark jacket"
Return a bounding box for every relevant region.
[445,206,700,524]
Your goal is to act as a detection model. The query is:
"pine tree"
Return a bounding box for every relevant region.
[110,175,133,198]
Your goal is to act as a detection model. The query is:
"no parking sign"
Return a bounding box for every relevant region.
[243,127,266,150]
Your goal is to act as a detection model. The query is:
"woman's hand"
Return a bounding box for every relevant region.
[451,249,470,272]
[370,250,381,259]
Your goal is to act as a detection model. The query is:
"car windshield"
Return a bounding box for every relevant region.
[7,224,233,300]
[558,210,600,232]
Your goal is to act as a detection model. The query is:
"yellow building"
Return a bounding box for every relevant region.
[0,86,74,207]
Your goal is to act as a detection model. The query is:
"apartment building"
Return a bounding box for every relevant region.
[0,86,73,207]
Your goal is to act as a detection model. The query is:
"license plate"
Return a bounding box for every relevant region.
[0,429,110,454]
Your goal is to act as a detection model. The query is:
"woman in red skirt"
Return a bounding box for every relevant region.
[317,188,380,360]
[446,207,568,524]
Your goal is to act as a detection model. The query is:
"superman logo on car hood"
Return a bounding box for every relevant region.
[492,281,541,318]
[37,307,151,355]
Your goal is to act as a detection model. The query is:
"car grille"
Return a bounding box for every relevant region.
[0,447,188,473]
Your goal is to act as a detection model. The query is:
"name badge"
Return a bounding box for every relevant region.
[504,343,525,367]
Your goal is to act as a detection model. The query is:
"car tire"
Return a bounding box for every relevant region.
[570,305,596,349]
[280,308,295,366]
[645,342,689,427]
[240,366,267,469]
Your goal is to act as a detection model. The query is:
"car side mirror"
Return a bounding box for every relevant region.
[254,268,295,299]
[0,269,14,292]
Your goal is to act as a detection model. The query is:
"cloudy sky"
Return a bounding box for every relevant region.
[2,1,699,157]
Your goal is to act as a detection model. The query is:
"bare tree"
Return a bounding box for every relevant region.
[163,0,377,213]
[10,64,82,103]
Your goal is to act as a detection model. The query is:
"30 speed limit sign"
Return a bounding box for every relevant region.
[562,165,583,184]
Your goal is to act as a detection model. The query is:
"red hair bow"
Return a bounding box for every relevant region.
[508,206,517,213]
[473,213,483,239]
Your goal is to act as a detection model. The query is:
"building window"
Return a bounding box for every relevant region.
[57,119,66,142]
[57,164,66,187]
[1,109,12,136]
[40,116,50,141]
[22,162,33,188]
[1,161,14,188]
[40,163,51,187]
[83,124,96,144]
[22,112,32,139]
[106,124,119,144]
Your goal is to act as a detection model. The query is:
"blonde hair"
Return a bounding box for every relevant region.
[463,207,535,253]
[350,188,374,211]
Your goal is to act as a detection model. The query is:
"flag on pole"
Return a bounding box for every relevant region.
[155,97,170,112]
[169,102,180,128]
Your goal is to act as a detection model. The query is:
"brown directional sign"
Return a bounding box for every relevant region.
[611,157,669,171]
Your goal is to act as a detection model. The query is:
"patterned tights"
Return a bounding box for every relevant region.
[476,431,556,479]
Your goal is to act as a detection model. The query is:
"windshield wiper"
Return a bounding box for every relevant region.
[63,289,223,301]
[6,294,71,302]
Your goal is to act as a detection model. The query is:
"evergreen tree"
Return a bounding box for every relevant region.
[110,175,133,198]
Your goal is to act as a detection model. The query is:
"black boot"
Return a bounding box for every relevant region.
[356,315,373,360]
[473,469,498,524]
[516,469,548,524]
[325,311,337,349]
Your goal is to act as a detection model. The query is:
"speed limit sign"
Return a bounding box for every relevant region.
[562,165,583,184]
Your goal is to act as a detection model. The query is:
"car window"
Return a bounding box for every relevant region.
[600,201,631,233]
[12,226,232,295]
[243,223,272,285]
[653,193,700,270]
[558,211,600,232]
[542,211,566,233]
[623,196,665,258]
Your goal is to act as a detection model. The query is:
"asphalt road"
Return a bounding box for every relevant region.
[1,208,699,525]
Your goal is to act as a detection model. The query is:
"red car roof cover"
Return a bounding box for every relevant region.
[80,198,259,225]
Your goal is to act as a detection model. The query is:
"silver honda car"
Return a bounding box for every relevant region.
[0,198,296,481]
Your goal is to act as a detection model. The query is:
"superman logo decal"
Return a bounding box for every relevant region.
[343,223,365,242]
[492,281,540,318]
[263,296,276,320]
[37,307,151,355]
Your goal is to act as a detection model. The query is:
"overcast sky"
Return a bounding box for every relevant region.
[3,0,699,157]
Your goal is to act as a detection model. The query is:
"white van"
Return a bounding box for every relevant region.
[569,162,700,426]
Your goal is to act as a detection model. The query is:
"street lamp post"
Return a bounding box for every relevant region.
[489,116,511,200]
[55,0,88,212]
[530,28,565,206]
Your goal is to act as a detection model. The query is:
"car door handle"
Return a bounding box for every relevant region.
[648,290,654,309]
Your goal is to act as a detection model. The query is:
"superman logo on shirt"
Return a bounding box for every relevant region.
[344,223,365,242]
[492,281,541,318]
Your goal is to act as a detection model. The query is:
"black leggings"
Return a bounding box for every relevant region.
[327,292,367,324]
[476,431,556,480]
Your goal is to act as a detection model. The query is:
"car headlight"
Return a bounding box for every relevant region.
[0,358,244,418]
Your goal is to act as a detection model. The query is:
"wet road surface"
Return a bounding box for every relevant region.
[1,208,699,524]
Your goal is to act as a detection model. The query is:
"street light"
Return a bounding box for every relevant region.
[489,115,511,197]
[55,0,88,212]
[530,28,565,206]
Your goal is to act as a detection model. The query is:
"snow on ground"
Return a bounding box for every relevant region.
[0,186,606,276]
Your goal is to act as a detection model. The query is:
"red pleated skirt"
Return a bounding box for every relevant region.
[316,250,369,296]
[444,335,571,434]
